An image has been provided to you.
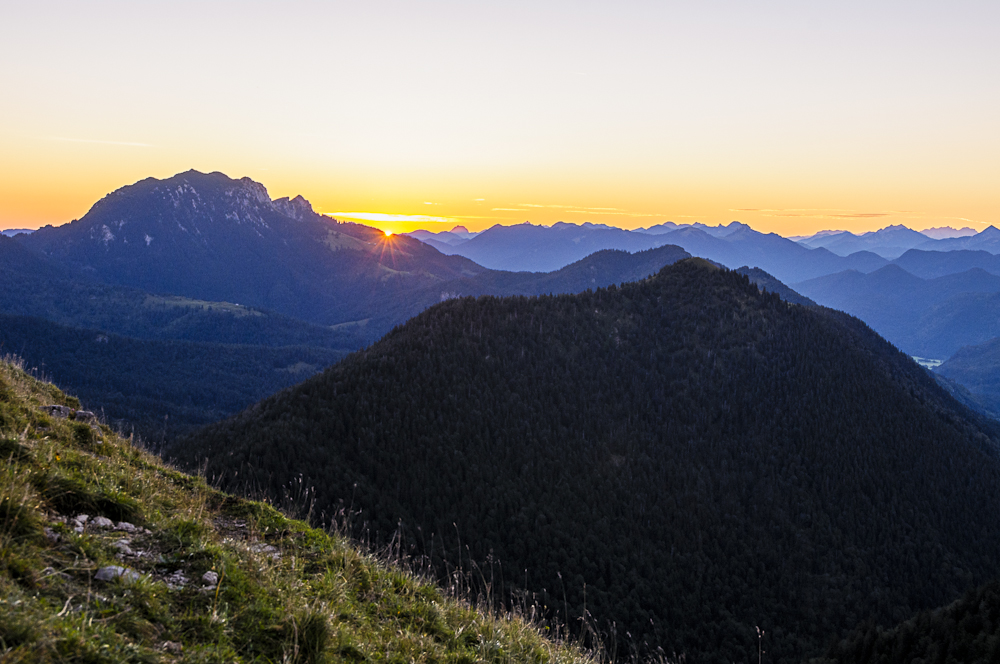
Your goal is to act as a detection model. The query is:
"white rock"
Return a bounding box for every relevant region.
[95,566,140,583]
[115,522,136,533]
[112,540,134,556]
[91,516,114,529]
[201,570,219,585]
[73,514,89,525]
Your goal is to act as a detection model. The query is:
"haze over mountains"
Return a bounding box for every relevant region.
[7,168,1000,432]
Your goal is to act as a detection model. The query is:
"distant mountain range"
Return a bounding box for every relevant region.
[937,337,1000,418]
[796,224,932,259]
[796,225,1000,258]
[401,220,1000,363]
[405,222,995,273]
[794,264,1000,358]
[412,220,890,282]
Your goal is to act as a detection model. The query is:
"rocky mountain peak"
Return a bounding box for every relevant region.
[238,177,271,205]
[272,195,315,221]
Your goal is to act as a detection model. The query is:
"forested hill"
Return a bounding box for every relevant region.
[174,259,1000,663]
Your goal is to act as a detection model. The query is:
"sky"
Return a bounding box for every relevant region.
[1,1,998,236]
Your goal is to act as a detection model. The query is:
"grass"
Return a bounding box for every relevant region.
[143,295,263,317]
[0,356,600,664]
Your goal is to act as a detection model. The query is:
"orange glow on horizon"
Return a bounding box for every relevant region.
[1,4,997,239]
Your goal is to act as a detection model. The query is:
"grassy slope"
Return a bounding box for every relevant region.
[0,358,593,664]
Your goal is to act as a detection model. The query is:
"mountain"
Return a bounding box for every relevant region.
[735,266,817,306]
[818,578,1000,663]
[431,221,890,282]
[365,244,692,329]
[654,225,888,283]
[406,225,478,246]
[916,225,1000,253]
[920,225,977,240]
[0,359,589,664]
[0,313,347,441]
[893,248,1000,279]
[17,170,487,331]
[0,265,364,350]
[797,225,931,258]
[936,336,1000,416]
[1,241,688,439]
[0,234,74,281]
[0,228,34,237]
[634,221,681,234]
[794,265,1000,358]
[174,259,1000,663]
[430,222,669,272]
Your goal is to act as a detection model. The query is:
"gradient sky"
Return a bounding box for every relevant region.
[2,1,998,236]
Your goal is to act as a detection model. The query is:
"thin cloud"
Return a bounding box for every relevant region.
[45,136,152,148]
[326,211,456,224]
[730,208,900,220]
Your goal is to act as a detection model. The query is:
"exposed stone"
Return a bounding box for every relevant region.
[95,566,140,583]
[40,405,72,419]
[250,543,278,555]
[43,527,61,543]
[201,570,219,586]
[160,641,183,654]
[91,516,114,529]
[115,521,137,533]
[73,514,89,525]
[112,540,134,556]
[73,410,98,423]
[165,570,189,589]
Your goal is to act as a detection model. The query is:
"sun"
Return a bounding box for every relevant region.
[384,230,393,237]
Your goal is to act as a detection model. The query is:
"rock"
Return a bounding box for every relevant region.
[112,540,134,556]
[160,641,183,654]
[43,527,61,543]
[41,566,72,581]
[73,525,84,534]
[91,516,114,529]
[115,521,136,533]
[73,410,98,423]
[40,405,72,419]
[73,514,89,525]
[250,543,279,555]
[165,570,189,588]
[201,570,219,586]
[95,566,140,583]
